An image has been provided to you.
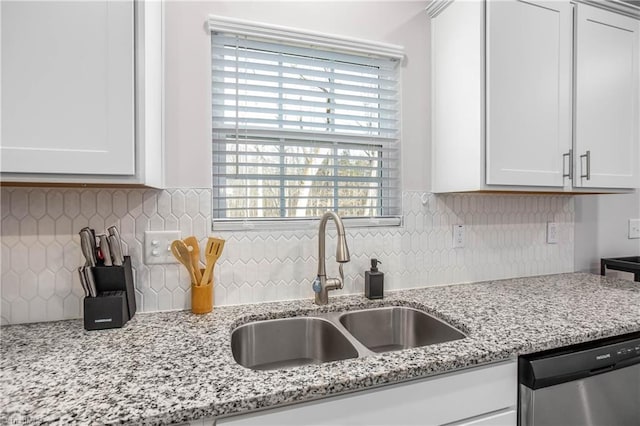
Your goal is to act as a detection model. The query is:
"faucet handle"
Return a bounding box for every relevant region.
[312,276,322,293]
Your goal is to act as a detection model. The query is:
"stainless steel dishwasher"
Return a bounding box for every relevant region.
[518,332,640,426]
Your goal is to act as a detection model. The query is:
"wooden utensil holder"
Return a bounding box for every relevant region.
[191,268,212,314]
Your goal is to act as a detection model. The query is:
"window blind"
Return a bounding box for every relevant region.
[211,22,402,227]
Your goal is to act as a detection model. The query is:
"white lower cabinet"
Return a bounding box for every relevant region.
[444,408,516,426]
[205,360,516,426]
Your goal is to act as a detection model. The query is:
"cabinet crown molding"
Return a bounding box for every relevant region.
[426,0,454,18]
[575,0,640,18]
[426,1,640,19]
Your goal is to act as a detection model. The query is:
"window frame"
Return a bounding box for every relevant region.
[208,15,404,231]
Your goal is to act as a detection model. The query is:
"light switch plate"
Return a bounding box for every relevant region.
[144,231,180,264]
[547,222,558,244]
[453,225,465,248]
[629,219,640,239]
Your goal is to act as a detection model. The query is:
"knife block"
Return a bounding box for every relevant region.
[191,268,212,314]
[83,291,129,330]
[91,256,136,320]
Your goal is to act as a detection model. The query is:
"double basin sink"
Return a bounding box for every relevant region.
[231,306,466,370]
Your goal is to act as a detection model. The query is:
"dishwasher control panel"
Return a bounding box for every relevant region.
[519,332,640,390]
[616,344,640,357]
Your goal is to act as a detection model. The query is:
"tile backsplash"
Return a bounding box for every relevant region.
[0,188,574,325]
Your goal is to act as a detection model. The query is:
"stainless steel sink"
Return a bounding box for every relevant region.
[338,306,466,353]
[231,306,466,370]
[231,317,359,370]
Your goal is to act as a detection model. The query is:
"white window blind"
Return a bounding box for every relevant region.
[210,17,403,228]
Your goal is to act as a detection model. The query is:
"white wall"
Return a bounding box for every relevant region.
[161,0,640,278]
[1,0,634,326]
[0,1,582,325]
[163,0,430,191]
[575,192,640,274]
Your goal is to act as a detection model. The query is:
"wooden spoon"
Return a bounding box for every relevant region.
[171,240,198,285]
[200,237,225,286]
[183,236,203,283]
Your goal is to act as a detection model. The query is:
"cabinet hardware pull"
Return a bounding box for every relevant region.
[580,150,591,180]
[563,149,573,180]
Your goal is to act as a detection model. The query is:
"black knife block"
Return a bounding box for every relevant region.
[84,291,129,330]
[91,256,136,319]
[83,256,136,330]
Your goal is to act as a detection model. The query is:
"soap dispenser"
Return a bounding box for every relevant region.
[365,258,384,300]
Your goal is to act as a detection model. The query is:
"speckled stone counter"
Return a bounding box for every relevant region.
[2,273,640,425]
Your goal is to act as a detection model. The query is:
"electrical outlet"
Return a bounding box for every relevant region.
[144,231,181,264]
[629,219,640,239]
[547,222,558,244]
[453,225,465,248]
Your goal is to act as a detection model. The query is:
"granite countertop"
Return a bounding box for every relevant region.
[2,273,640,425]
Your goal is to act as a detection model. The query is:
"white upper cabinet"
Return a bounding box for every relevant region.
[0,0,164,187]
[574,4,640,189]
[1,1,134,175]
[486,0,572,187]
[429,0,640,193]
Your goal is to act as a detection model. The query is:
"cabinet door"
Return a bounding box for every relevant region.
[574,5,640,189]
[216,361,516,426]
[1,1,135,175]
[486,0,572,187]
[445,408,517,426]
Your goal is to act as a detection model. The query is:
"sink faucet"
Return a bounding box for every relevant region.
[313,211,350,305]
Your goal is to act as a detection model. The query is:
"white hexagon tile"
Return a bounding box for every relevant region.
[0,188,574,325]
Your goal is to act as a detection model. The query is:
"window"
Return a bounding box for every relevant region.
[209,16,403,229]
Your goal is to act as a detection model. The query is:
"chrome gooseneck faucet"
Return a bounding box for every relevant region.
[313,211,350,305]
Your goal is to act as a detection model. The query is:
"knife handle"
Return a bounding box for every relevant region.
[98,234,113,267]
[83,266,98,297]
[82,227,98,262]
[107,225,125,261]
[108,235,123,266]
[78,267,90,297]
[80,229,97,267]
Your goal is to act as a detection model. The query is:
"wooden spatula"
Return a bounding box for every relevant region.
[200,237,225,286]
[183,236,203,283]
[171,240,198,285]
